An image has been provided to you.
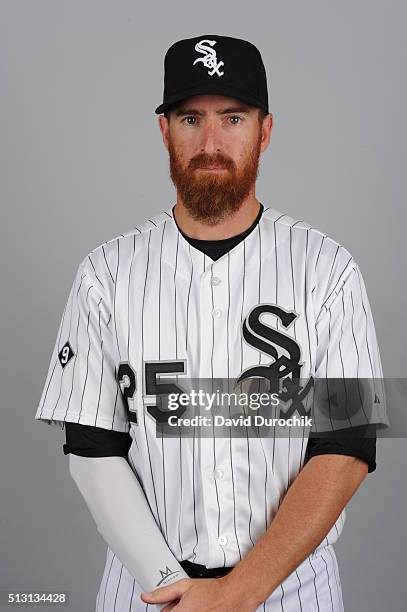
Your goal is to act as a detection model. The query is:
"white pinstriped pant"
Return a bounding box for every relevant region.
[95,544,345,611]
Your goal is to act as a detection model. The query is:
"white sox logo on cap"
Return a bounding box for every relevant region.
[193,39,224,77]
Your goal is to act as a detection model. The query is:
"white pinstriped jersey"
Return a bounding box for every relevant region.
[35,204,384,611]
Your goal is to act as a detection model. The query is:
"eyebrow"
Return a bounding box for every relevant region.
[174,105,252,117]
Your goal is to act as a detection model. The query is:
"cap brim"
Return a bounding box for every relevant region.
[155,83,268,114]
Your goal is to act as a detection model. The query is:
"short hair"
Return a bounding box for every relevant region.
[257,108,269,122]
[164,102,268,124]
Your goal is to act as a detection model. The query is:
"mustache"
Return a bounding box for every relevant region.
[188,154,235,171]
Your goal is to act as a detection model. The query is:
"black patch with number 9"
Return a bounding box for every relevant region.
[58,341,75,368]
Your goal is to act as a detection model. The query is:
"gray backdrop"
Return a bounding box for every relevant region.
[1,1,405,610]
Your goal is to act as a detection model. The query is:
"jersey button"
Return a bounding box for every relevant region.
[218,535,228,546]
[211,276,221,286]
[214,468,224,479]
[212,309,222,318]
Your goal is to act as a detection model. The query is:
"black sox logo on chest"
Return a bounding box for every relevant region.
[237,303,314,418]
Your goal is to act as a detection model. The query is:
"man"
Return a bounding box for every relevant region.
[35,35,383,611]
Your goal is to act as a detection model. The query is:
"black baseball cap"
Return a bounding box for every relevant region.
[155,34,269,115]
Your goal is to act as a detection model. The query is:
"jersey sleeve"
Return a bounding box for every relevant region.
[34,255,129,433]
[312,258,387,433]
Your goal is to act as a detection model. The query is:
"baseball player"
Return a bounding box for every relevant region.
[35,35,384,611]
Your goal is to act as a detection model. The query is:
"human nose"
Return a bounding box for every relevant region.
[199,119,222,154]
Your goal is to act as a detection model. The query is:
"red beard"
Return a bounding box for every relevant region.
[168,132,262,226]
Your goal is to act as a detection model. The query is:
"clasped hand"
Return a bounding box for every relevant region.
[140,576,258,611]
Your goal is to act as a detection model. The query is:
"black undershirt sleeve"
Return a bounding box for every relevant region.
[304,425,377,473]
[63,422,132,458]
[63,422,376,472]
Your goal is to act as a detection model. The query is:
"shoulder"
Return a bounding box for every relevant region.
[87,208,171,261]
[70,208,173,306]
[78,207,171,274]
[262,205,353,260]
[262,205,359,306]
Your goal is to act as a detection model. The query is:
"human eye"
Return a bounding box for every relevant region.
[181,116,198,125]
[228,115,243,125]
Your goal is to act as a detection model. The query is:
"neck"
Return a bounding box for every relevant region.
[172,195,261,240]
